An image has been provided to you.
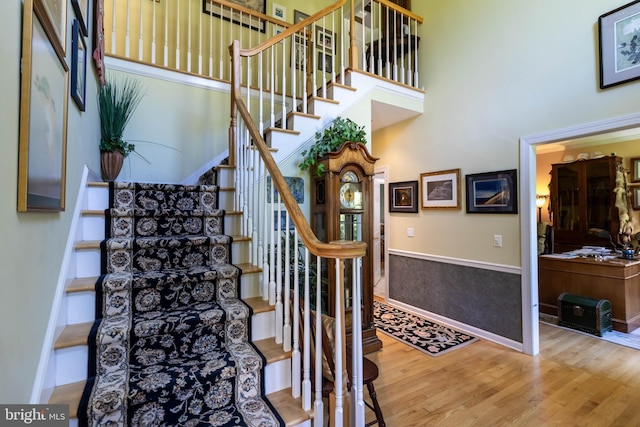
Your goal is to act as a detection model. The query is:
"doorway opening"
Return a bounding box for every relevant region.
[373,168,388,298]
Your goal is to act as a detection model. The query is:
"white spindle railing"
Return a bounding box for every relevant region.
[103,0,422,88]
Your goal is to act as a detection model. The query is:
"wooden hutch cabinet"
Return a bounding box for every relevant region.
[549,156,622,253]
[310,142,382,354]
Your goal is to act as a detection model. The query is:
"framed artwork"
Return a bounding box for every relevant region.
[71,0,89,36]
[599,0,640,88]
[202,0,267,33]
[33,0,67,64]
[294,9,309,24]
[420,168,461,209]
[631,157,640,182]
[317,51,332,73]
[389,181,418,213]
[465,169,518,214]
[18,0,69,212]
[292,34,308,70]
[71,19,87,111]
[315,26,335,52]
[632,186,640,209]
[93,0,106,85]
[272,3,286,20]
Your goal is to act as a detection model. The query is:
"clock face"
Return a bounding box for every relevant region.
[340,182,361,209]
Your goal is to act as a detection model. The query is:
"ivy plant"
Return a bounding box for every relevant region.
[299,117,367,176]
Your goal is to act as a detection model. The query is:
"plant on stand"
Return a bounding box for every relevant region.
[299,116,367,176]
[98,75,145,181]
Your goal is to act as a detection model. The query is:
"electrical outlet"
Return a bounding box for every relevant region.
[407,228,414,237]
[493,234,502,247]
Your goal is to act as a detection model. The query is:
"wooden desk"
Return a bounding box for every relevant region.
[538,256,640,333]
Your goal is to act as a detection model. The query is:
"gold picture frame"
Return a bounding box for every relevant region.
[420,168,461,209]
[33,0,67,64]
[18,0,69,212]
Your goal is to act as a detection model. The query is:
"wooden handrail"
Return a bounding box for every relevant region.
[376,0,424,23]
[237,0,348,58]
[230,40,366,260]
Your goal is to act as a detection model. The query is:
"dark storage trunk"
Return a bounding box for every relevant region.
[557,292,612,337]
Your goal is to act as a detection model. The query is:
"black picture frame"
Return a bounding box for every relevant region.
[71,0,88,36]
[599,0,640,89]
[202,0,266,33]
[465,169,518,214]
[71,19,87,112]
[389,181,418,213]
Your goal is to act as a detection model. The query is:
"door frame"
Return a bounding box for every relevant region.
[519,112,640,355]
[373,166,389,299]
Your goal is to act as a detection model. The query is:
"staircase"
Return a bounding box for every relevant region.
[39,64,422,426]
[45,175,310,426]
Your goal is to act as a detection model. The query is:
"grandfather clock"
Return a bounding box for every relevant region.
[310,142,382,354]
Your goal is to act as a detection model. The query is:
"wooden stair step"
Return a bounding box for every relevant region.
[237,263,262,275]
[74,240,101,250]
[245,296,275,315]
[67,276,98,293]
[54,322,93,349]
[254,338,292,364]
[49,380,84,419]
[268,388,312,427]
[82,209,105,216]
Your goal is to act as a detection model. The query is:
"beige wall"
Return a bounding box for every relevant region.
[373,0,640,266]
[0,0,101,402]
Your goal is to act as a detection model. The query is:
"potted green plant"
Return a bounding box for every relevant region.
[98,75,145,181]
[299,117,367,176]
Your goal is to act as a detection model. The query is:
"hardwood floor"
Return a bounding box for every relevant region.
[364,321,640,426]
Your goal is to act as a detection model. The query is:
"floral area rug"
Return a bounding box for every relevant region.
[373,301,479,357]
[78,182,283,427]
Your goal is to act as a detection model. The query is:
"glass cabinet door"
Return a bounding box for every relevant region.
[555,163,579,231]
[585,161,612,232]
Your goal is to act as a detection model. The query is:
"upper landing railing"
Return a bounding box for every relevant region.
[103,0,423,89]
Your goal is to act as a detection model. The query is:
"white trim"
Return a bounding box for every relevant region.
[388,248,521,275]
[519,112,640,356]
[31,166,90,403]
[181,151,230,185]
[105,56,231,93]
[385,298,523,353]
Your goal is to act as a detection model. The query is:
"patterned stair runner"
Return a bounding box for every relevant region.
[79,182,283,426]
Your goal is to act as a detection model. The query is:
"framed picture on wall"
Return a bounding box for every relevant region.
[18,0,69,212]
[420,168,461,209]
[632,186,640,209]
[389,181,418,213]
[465,169,518,214]
[202,0,267,33]
[71,19,87,111]
[599,0,640,88]
[631,157,640,182]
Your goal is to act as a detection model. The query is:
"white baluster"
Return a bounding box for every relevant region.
[151,0,156,64]
[352,256,364,426]
[138,0,143,60]
[125,0,131,57]
[275,195,283,344]
[291,229,301,397]
[175,0,181,69]
[313,254,324,426]
[187,0,192,72]
[283,212,291,351]
[302,249,311,411]
[111,0,117,54]
[163,0,168,66]
[334,259,344,427]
